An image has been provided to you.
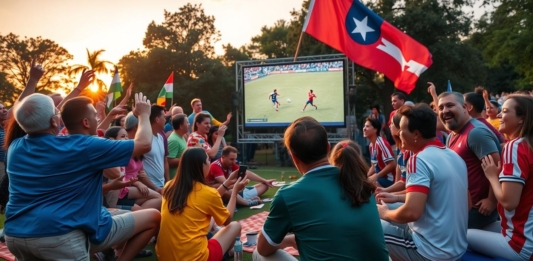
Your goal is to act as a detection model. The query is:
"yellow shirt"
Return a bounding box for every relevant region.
[156,182,230,261]
[487,118,500,130]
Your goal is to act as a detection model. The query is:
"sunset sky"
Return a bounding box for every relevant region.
[1,0,303,67]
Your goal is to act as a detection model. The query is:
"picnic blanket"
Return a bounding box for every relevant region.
[0,242,14,261]
[237,211,299,256]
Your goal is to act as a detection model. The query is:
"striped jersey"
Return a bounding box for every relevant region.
[499,138,533,258]
[369,136,394,181]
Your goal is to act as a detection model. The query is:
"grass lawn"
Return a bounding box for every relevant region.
[0,166,300,261]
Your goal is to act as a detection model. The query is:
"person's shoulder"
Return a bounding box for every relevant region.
[210,159,222,168]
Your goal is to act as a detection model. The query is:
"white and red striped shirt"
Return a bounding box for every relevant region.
[499,138,533,258]
[369,136,394,181]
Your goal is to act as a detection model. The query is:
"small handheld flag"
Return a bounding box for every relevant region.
[105,67,122,109]
[447,80,452,92]
[157,72,174,107]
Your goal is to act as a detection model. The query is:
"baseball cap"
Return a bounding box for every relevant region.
[124,112,139,130]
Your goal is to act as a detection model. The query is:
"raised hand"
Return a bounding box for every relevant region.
[226,169,247,188]
[233,177,250,192]
[109,105,127,116]
[481,155,501,180]
[29,55,45,82]
[118,83,133,107]
[133,92,151,117]
[217,124,227,136]
[95,101,106,114]
[427,82,437,97]
[76,69,95,91]
[226,112,232,121]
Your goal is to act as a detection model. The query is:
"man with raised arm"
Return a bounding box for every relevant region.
[4,92,160,261]
[187,98,232,129]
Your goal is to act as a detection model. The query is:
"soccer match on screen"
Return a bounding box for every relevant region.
[243,60,345,127]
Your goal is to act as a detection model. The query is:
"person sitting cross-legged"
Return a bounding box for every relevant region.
[207,146,275,207]
[377,104,469,261]
[4,93,160,261]
[156,147,246,261]
[254,116,389,261]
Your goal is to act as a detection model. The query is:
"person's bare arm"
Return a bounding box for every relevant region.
[7,57,44,118]
[378,192,427,223]
[482,155,523,211]
[103,167,122,180]
[132,93,153,157]
[427,82,439,112]
[57,70,94,109]
[138,169,162,194]
[207,125,227,158]
[164,157,170,183]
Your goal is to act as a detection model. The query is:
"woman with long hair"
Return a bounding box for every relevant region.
[0,117,26,213]
[157,147,245,261]
[468,95,533,260]
[207,126,227,161]
[363,117,397,187]
[329,140,376,206]
[187,113,227,160]
[104,126,162,211]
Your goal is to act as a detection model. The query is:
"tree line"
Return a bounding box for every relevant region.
[0,0,531,122]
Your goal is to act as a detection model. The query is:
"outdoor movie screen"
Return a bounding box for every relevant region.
[243,59,346,128]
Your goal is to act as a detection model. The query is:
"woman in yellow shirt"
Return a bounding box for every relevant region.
[487,100,501,130]
[157,147,247,261]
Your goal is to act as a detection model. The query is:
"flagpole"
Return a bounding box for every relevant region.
[170,71,174,109]
[293,31,304,62]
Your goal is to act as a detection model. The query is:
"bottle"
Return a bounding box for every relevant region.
[234,237,243,261]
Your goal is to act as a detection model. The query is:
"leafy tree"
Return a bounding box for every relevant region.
[69,48,115,93]
[0,33,73,95]
[471,0,533,89]
[0,72,16,106]
[119,4,233,119]
[248,20,290,59]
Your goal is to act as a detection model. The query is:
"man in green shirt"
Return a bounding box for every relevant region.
[167,114,189,179]
[255,116,389,261]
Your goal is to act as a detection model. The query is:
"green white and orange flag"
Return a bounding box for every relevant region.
[156,72,174,106]
[105,67,123,109]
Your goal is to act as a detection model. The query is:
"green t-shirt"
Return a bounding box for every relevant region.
[263,165,389,261]
[167,132,187,179]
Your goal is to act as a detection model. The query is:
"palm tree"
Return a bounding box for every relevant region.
[69,48,115,101]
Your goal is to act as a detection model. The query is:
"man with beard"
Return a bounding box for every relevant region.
[437,92,501,229]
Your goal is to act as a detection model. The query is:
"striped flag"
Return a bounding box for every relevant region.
[157,72,174,106]
[106,67,122,109]
[447,80,452,92]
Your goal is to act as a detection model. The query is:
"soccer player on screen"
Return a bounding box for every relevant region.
[302,89,317,111]
[269,89,281,111]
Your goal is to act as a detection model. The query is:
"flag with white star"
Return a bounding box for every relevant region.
[303,0,433,94]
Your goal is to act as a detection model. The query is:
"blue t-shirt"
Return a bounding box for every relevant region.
[5,134,134,244]
[188,110,213,127]
[164,122,173,133]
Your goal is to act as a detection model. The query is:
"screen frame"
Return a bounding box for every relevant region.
[241,58,348,129]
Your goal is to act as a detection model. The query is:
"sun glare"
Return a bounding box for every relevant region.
[89,83,99,92]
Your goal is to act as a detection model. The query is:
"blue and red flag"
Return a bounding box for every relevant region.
[303,0,433,94]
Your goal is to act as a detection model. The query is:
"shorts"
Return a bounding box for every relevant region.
[6,213,135,260]
[306,100,313,105]
[272,99,277,104]
[378,177,394,188]
[238,186,258,200]
[116,192,136,207]
[207,238,224,261]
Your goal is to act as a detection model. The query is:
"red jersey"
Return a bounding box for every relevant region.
[207,159,239,185]
[308,92,316,102]
[369,136,395,181]
[499,138,533,257]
